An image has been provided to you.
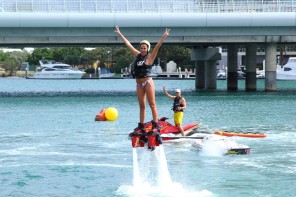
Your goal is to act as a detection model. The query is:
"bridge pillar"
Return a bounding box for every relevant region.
[205,60,217,89]
[191,47,221,90]
[265,43,277,91]
[245,43,257,91]
[227,45,238,91]
[195,61,205,89]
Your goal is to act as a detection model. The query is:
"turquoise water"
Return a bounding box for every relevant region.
[0,78,296,197]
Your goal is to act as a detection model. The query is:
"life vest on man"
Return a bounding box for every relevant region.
[172,96,184,112]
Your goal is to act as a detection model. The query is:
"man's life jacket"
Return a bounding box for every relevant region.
[172,96,184,112]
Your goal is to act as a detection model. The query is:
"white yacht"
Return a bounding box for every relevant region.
[277,57,296,80]
[32,60,85,79]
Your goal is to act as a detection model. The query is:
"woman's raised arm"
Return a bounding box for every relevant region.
[146,28,170,65]
[114,26,139,56]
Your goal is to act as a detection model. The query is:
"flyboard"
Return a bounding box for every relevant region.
[129,117,200,150]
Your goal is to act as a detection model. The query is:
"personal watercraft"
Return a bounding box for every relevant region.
[129,118,252,155]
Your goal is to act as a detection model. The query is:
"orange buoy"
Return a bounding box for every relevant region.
[95,109,107,121]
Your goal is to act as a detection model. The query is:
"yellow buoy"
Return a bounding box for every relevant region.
[105,107,118,121]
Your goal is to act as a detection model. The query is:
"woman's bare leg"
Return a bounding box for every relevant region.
[145,80,158,122]
[137,85,146,123]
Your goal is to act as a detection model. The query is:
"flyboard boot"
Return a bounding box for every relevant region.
[147,120,163,151]
[152,120,163,145]
[129,123,147,148]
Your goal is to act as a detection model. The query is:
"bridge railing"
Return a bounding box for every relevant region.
[1,0,296,13]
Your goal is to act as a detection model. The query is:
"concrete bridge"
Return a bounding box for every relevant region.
[1,0,296,91]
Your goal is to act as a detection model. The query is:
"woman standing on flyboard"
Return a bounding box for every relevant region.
[114,26,170,134]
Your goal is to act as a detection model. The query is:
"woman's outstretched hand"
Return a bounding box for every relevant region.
[114,26,121,34]
[163,28,170,38]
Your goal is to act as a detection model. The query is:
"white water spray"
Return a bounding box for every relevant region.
[199,139,225,157]
[117,145,213,197]
[155,145,173,186]
[132,148,141,186]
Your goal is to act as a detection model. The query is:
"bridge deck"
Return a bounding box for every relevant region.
[1,0,296,46]
[1,0,296,13]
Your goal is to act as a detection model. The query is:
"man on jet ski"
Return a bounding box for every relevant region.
[163,86,187,136]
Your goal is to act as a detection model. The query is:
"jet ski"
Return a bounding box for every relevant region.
[129,117,200,150]
[129,118,250,155]
[192,134,251,155]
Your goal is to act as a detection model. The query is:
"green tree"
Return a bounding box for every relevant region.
[0,51,28,76]
[113,56,130,73]
[80,47,115,69]
[1,55,20,76]
[27,48,52,65]
[0,50,6,61]
[158,46,192,71]
[28,47,85,66]
[10,51,29,64]
[112,47,135,73]
[81,49,101,67]
[51,47,84,65]
[0,50,7,75]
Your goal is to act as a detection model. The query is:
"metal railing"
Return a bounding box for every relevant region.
[0,0,296,13]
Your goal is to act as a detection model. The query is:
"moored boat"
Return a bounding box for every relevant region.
[277,57,296,80]
[32,60,85,79]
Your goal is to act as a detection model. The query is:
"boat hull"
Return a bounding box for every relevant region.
[277,72,296,80]
[32,72,85,79]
